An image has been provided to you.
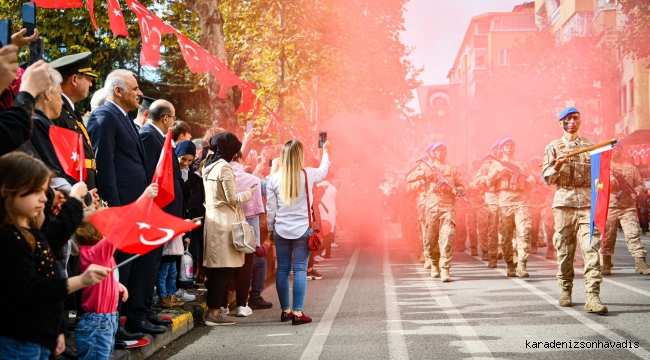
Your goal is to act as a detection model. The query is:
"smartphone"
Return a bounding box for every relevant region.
[0,19,11,48]
[246,120,253,134]
[201,146,208,160]
[22,2,36,37]
[318,131,327,148]
[29,37,43,64]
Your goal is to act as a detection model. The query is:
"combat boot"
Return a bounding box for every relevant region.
[584,293,608,314]
[430,265,440,278]
[635,257,650,275]
[488,255,497,268]
[506,261,516,277]
[470,247,478,256]
[481,252,489,261]
[530,244,538,255]
[545,247,554,260]
[440,268,451,282]
[423,259,432,270]
[559,291,572,307]
[516,261,529,278]
[602,255,612,275]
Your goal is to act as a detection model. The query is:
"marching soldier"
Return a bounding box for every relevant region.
[475,142,503,267]
[528,156,550,254]
[542,106,607,314]
[407,142,464,282]
[466,159,489,260]
[530,157,556,259]
[602,142,650,275]
[487,138,535,278]
[49,52,99,190]
[455,165,469,254]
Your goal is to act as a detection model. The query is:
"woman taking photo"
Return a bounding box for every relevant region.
[202,133,255,326]
[267,140,330,325]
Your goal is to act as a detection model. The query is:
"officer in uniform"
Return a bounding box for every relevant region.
[542,106,607,314]
[528,156,550,254]
[454,165,469,254]
[475,141,503,267]
[49,52,99,190]
[602,141,650,275]
[487,138,535,278]
[408,152,430,267]
[465,159,489,259]
[407,142,464,282]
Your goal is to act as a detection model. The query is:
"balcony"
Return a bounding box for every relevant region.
[594,0,617,18]
[551,7,561,24]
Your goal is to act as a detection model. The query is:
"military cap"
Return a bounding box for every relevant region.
[139,96,157,110]
[499,137,514,147]
[425,142,439,152]
[49,52,98,78]
[558,106,579,121]
[429,142,446,152]
[491,140,501,150]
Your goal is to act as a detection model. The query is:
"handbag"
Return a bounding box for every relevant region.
[232,207,256,254]
[303,169,323,251]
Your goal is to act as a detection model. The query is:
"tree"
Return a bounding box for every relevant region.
[618,0,650,64]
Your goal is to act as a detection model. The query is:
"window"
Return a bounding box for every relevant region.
[470,48,487,72]
[475,22,489,35]
[562,12,594,43]
[498,49,510,66]
[621,84,627,115]
[492,16,536,31]
[629,78,634,109]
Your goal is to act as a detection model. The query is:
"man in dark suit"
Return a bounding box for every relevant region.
[49,52,99,190]
[86,70,165,338]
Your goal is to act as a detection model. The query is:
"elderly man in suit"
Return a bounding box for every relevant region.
[87,70,167,340]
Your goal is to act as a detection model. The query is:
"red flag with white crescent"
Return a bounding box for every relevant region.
[32,0,83,8]
[106,0,128,36]
[49,126,86,182]
[127,0,176,67]
[151,128,175,208]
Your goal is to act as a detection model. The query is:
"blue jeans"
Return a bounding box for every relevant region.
[75,312,119,360]
[0,336,50,360]
[250,256,267,299]
[275,229,311,311]
[156,261,177,298]
[246,216,261,247]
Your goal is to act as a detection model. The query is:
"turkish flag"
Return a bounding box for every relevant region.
[151,128,175,208]
[127,0,176,67]
[590,145,612,246]
[106,0,128,36]
[91,197,199,256]
[176,34,212,74]
[85,0,99,30]
[32,0,83,8]
[49,126,86,182]
[235,82,258,115]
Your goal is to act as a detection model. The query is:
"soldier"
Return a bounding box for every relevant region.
[455,164,469,253]
[406,153,428,265]
[528,156,550,254]
[530,157,557,259]
[407,142,464,282]
[475,142,503,267]
[542,106,607,314]
[466,159,489,260]
[487,138,535,277]
[602,142,650,275]
[49,52,99,190]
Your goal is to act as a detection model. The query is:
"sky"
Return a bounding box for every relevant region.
[401,0,528,111]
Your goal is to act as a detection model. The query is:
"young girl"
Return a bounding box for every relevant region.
[0,152,109,360]
[73,183,159,360]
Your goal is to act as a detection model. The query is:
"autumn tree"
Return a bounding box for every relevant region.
[618,0,650,64]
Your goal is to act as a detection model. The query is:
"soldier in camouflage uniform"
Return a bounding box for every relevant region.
[454,165,470,254]
[487,138,535,278]
[407,142,464,282]
[466,159,489,260]
[542,106,607,314]
[528,156,551,254]
[602,142,650,275]
[476,142,504,267]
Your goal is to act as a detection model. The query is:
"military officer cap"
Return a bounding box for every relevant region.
[425,142,439,152]
[140,96,157,109]
[490,140,501,150]
[499,137,514,147]
[429,142,446,152]
[49,52,98,79]
[558,106,579,121]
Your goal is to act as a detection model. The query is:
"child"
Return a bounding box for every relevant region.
[73,184,158,360]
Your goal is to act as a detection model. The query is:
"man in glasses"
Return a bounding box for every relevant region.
[541,106,607,314]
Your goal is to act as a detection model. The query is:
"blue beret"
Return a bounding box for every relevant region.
[558,106,579,121]
[426,142,439,152]
[175,140,196,158]
[499,137,514,147]
[491,141,501,150]
[430,142,446,151]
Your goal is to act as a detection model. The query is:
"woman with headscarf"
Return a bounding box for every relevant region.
[202,132,256,326]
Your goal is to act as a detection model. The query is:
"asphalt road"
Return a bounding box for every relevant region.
[152,219,650,360]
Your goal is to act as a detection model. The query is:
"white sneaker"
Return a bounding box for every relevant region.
[236,306,253,317]
[314,255,325,262]
[321,250,326,256]
[331,243,339,248]
[220,306,229,315]
[175,289,196,302]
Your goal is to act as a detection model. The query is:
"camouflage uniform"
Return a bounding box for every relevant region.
[529,182,552,253]
[540,194,556,258]
[407,160,464,273]
[476,159,501,260]
[542,136,603,304]
[603,161,650,274]
[487,159,533,276]
[466,172,490,259]
[454,173,471,252]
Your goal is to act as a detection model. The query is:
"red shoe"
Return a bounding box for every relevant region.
[292,313,312,325]
[281,311,294,322]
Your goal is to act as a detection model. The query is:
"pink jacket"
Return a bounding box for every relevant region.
[230,161,265,218]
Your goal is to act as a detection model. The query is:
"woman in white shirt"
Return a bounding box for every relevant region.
[267,140,330,325]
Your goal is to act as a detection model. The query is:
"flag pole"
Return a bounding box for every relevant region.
[111,254,140,271]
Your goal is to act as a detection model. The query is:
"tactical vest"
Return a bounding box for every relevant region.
[549,137,592,188]
[497,161,528,192]
[610,162,636,194]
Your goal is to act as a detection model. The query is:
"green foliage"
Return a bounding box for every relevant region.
[618,0,650,63]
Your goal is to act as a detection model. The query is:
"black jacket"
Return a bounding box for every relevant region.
[30,109,78,185]
[0,92,34,156]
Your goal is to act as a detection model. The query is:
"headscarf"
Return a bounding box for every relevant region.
[205,132,242,168]
[175,140,196,158]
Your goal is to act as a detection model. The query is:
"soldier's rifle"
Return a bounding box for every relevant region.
[540,139,618,167]
[611,170,650,209]
[485,155,551,191]
[416,159,471,205]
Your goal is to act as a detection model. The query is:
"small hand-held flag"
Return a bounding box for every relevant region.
[49,126,86,182]
[590,141,615,246]
[151,128,175,208]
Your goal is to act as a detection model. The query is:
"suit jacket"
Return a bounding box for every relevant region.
[139,122,184,217]
[87,101,148,206]
[52,95,98,189]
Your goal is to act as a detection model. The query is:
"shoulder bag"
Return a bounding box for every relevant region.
[303,169,323,251]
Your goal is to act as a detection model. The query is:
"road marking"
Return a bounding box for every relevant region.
[383,250,409,360]
[300,247,361,360]
[266,333,292,337]
[409,254,493,358]
[258,344,294,347]
[468,251,650,359]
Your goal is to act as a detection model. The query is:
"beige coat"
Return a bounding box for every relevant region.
[203,159,253,268]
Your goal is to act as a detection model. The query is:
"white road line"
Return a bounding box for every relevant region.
[266,333,292,337]
[408,254,493,358]
[466,251,650,359]
[299,247,361,360]
[383,251,409,360]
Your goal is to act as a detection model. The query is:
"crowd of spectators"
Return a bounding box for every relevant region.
[0,29,338,360]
